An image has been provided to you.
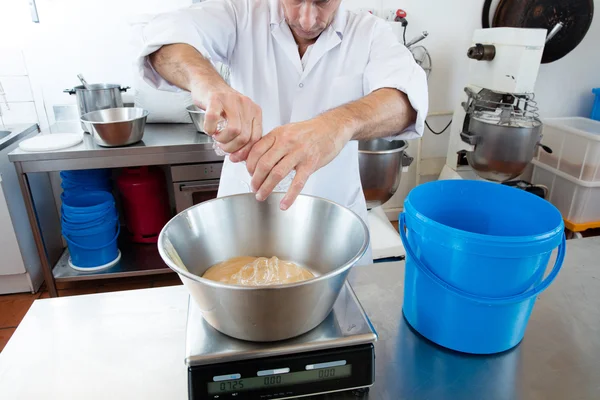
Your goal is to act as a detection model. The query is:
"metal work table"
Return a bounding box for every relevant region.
[8,121,221,172]
[1,237,599,399]
[8,122,223,297]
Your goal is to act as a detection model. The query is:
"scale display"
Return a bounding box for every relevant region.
[208,365,352,395]
[189,344,375,399]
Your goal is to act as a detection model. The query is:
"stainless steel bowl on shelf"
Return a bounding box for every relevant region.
[158,193,370,342]
[186,105,206,133]
[81,107,148,147]
[358,139,413,209]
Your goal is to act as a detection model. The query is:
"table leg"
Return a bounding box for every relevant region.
[14,162,58,297]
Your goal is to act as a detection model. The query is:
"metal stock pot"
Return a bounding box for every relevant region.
[64,84,130,131]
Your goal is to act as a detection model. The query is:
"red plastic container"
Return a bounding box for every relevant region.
[116,167,171,243]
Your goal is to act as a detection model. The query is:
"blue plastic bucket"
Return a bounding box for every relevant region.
[62,192,115,215]
[64,224,120,268]
[592,88,600,121]
[61,205,117,224]
[62,216,118,248]
[61,181,112,192]
[60,169,112,200]
[61,211,117,230]
[60,169,111,181]
[399,180,566,354]
[60,187,112,205]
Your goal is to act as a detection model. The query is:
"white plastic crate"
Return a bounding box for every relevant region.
[535,117,600,182]
[531,160,600,227]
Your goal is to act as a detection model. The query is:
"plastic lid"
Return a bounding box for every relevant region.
[19,133,83,152]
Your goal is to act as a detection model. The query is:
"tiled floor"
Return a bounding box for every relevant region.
[0,273,183,352]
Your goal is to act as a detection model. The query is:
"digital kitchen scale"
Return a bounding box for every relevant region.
[185,283,377,399]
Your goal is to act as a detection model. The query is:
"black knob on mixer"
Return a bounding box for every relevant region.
[467,43,496,61]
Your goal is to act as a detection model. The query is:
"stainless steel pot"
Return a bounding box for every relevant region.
[81,107,148,147]
[358,139,413,209]
[157,193,370,342]
[461,116,543,182]
[64,84,130,131]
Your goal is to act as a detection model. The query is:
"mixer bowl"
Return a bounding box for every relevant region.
[358,139,412,209]
[465,116,543,182]
[158,193,370,342]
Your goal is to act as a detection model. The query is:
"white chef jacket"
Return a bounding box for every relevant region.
[138,0,428,265]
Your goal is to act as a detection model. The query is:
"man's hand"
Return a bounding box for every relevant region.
[149,44,263,163]
[192,84,263,163]
[246,117,350,210]
[244,88,417,210]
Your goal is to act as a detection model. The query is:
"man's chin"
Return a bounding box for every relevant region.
[293,28,322,41]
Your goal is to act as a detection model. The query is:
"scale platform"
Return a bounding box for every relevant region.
[185,283,378,399]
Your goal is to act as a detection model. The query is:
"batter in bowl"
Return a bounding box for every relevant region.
[202,256,315,286]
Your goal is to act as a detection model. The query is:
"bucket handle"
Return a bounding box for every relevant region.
[399,213,566,305]
[63,223,120,251]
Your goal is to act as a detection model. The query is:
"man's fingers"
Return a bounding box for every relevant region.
[254,109,263,143]
[214,108,242,145]
[203,101,224,135]
[230,141,251,163]
[246,134,274,175]
[250,144,287,194]
[280,166,311,211]
[255,156,297,201]
[231,111,264,162]
[204,94,262,157]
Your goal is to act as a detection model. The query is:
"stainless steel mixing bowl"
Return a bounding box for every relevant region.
[462,116,543,182]
[158,193,370,342]
[359,139,413,209]
[81,107,148,147]
[186,105,206,133]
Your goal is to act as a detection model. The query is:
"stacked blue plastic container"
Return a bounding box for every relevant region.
[592,88,600,122]
[60,170,120,271]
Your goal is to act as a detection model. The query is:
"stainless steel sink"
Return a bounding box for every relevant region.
[0,124,37,151]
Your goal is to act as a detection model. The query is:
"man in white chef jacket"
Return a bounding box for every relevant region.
[138,0,428,265]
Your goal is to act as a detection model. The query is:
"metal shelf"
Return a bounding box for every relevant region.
[53,236,171,282]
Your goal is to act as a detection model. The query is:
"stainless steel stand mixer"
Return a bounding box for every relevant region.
[440,27,552,182]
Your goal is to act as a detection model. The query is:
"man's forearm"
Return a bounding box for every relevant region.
[149,43,228,103]
[318,88,417,143]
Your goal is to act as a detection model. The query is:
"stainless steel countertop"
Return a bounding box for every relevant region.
[0,237,598,399]
[0,123,38,151]
[347,237,600,400]
[7,121,224,172]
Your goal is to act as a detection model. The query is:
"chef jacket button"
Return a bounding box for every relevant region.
[299,83,304,88]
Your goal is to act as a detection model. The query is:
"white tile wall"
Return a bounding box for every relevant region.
[0,48,39,126]
[0,49,28,76]
[0,76,35,102]
[0,102,38,125]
